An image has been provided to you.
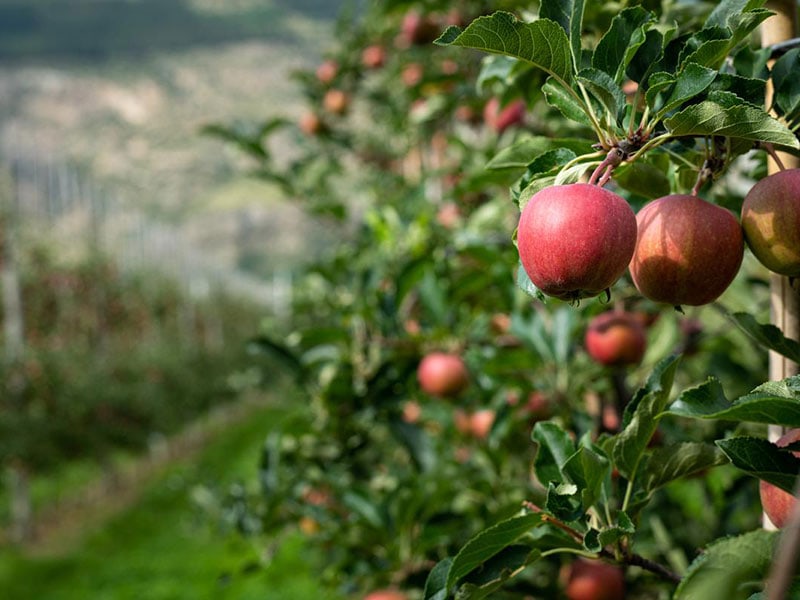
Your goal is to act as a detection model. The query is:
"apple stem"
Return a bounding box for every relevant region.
[762,142,787,172]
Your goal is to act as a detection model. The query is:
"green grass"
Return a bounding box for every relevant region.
[0,400,343,600]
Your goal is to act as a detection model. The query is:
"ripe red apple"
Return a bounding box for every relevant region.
[361,44,386,69]
[399,10,440,46]
[436,202,461,228]
[417,352,469,398]
[630,194,743,306]
[322,89,349,115]
[565,559,625,600]
[584,310,647,367]
[741,168,800,276]
[517,184,637,301]
[316,59,338,85]
[401,62,424,87]
[483,97,526,133]
[470,409,496,440]
[524,391,552,420]
[364,589,407,600]
[760,428,800,528]
[298,112,324,136]
[402,400,421,424]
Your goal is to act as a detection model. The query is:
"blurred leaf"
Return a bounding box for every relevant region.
[674,529,777,600]
[390,421,437,472]
[664,101,800,150]
[248,336,305,380]
[445,512,544,592]
[613,355,681,479]
[436,13,574,85]
[539,0,585,71]
[728,312,800,362]
[342,490,385,529]
[592,6,655,83]
[665,376,800,427]
[476,55,519,91]
[642,443,728,493]
[716,436,800,493]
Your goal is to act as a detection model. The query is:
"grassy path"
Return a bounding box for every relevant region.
[0,399,343,600]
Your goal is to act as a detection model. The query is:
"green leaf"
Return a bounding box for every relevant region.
[476,55,520,91]
[666,375,800,427]
[446,512,543,592]
[526,148,578,177]
[645,71,676,110]
[716,436,800,493]
[424,558,453,600]
[642,442,728,493]
[487,136,592,170]
[583,511,634,552]
[543,78,594,127]
[435,13,574,85]
[627,28,663,83]
[539,0,585,72]
[577,68,627,123]
[772,48,800,122]
[563,443,611,510]
[674,529,778,600]
[709,73,766,107]
[546,481,583,522]
[455,546,541,600]
[613,160,671,199]
[655,62,718,119]
[515,261,544,300]
[592,6,655,83]
[677,25,731,67]
[533,421,577,485]
[612,355,681,479]
[664,101,800,150]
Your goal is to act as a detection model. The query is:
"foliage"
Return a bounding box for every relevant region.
[0,242,263,473]
[206,0,800,598]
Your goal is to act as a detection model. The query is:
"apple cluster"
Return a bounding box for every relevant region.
[517,169,800,307]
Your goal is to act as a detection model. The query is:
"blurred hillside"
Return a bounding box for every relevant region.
[0,0,346,278]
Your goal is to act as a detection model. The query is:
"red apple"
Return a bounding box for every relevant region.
[483,97,526,133]
[364,589,407,600]
[470,409,496,440]
[436,202,461,228]
[417,352,469,398]
[517,184,637,301]
[584,310,647,367]
[361,44,386,69]
[524,391,552,419]
[741,168,800,276]
[402,400,421,424]
[298,112,324,136]
[565,559,625,600]
[399,10,440,46]
[760,428,800,528]
[630,194,743,306]
[322,89,350,115]
[401,62,424,87]
[316,59,338,85]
